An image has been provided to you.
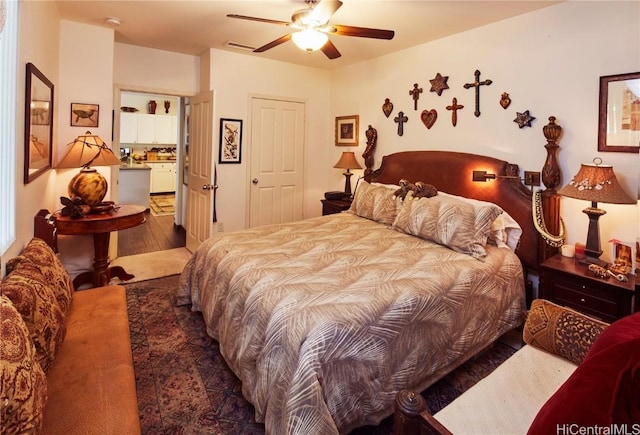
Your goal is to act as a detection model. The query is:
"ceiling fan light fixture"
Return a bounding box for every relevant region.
[292,28,328,52]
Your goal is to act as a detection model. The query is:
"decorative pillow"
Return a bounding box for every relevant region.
[527,312,640,433]
[523,299,608,365]
[0,295,48,434]
[1,260,67,373]
[348,180,401,225]
[21,238,74,314]
[392,194,502,259]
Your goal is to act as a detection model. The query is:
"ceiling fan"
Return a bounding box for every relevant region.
[227,0,395,60]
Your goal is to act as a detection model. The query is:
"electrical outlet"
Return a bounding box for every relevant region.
[524,171,541,187]
[217,222,224,232]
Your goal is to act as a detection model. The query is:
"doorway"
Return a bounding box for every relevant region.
[115,88,188,257]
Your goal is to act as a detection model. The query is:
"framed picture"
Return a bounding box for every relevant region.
[598,72,640,153]
[70,102,99,128]
[335,115,359,146]
[24,63,53,184]
[219,118,242,164]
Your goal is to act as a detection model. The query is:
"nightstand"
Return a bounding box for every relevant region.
[321,198,352,215]
[539,254,636,322]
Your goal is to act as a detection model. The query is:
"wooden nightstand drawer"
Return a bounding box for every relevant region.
[539,254,636,322]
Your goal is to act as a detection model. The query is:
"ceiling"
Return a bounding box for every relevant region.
[54,0,561,71]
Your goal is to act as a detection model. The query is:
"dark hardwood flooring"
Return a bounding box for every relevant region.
[118,211,186,257]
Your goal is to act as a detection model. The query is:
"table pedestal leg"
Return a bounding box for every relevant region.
[71,232,135,290]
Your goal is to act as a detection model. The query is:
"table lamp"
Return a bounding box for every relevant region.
[557,158,635,266]
[334,151,362,196]
[56,131,121,212]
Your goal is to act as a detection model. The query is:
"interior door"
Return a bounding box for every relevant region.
[249,98,305,227]
[185,90,214,252]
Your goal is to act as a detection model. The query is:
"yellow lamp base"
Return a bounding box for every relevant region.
[67,168,108,207]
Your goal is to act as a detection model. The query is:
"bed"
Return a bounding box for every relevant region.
[177,120,562,434]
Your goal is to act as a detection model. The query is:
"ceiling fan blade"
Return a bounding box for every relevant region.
[309,0,343,24]
[327,24,395,40]
[321,39,341,59]
[227,14,291,27]
[254,34,293,53]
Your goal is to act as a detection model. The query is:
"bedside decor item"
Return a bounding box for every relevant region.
[420,109,437,129]
[120,106,138,113]
[56,131,122,211]
[333,151,362,195]
[409,83,423,110]
[335,115,359,146]
[463,69,492,117]
[219,118,243,163]
[557,158,635,266]
[148,100,157,114]
[394,111,408,136]
[598,71,640,153]
[24,62,53,184]
[382,98,393,118]
[500,92,512,109]
[70,103,99,127]
[446,98,464,126]
[429,73,449,96]
[514,110,536,128]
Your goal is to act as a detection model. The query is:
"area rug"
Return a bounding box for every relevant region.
[112,248,191,284]
[126,275,518,434]
[149,194,175,216]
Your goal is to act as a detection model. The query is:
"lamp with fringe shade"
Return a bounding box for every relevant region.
[56,131,121,212]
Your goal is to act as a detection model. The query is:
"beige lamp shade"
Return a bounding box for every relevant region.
[57,131,121,208]
[333,151,362,170]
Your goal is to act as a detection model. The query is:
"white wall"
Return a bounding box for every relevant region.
[205,48,331,231]
[330,1,639,264]
[3,0,60,268]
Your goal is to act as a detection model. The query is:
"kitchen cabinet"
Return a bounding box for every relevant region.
[148,161,176,193]
[120,113,177,145]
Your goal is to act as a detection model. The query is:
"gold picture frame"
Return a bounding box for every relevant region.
[598,72,640,153]
[335,115,359,146]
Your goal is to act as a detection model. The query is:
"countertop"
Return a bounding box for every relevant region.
[120,162,151,170]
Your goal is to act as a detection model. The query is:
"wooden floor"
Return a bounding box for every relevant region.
[118,211,186,257]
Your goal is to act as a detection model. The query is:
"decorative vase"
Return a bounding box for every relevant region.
[164,100,170,114]
[148,100,157,114]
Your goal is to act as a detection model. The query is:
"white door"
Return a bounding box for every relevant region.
[186,90,214,252]
[249,98,305,227]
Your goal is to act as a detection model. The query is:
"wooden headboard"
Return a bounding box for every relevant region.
[360,118,562,273]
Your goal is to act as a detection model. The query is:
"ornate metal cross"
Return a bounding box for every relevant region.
[394,111,408,136]
[463,70,492,117]
[445,97,464,127]
[409,83,423,111]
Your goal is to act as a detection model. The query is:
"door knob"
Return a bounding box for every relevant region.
[202,184,217,190]
[252,178,259,184]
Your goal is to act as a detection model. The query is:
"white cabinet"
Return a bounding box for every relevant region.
[148,162,176,193]
[120,113,177,145]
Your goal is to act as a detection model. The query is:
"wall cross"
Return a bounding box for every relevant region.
[463,70,492,117]
[409,83,423,110]
[445,97,464,127]
[394,111,408,136]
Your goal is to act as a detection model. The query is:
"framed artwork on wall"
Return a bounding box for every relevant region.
[70,102,99,128]
[24,62,53,184]
[598,72,640,153]
[335,115,359,146]
[219,118,242,164]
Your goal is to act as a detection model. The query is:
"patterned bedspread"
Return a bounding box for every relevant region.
[177,212,526,434]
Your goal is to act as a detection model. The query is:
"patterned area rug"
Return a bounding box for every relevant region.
[149,194,175,216]
[126,275,518,434]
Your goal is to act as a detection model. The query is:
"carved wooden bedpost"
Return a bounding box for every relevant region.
[363,125,377,179]
[540,116,562,263]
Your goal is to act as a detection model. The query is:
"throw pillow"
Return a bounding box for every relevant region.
[0,294,48,434]
[348,180,401,225]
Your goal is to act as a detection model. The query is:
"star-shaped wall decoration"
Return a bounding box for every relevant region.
[514,110,536,128]
[429,73,449,96]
